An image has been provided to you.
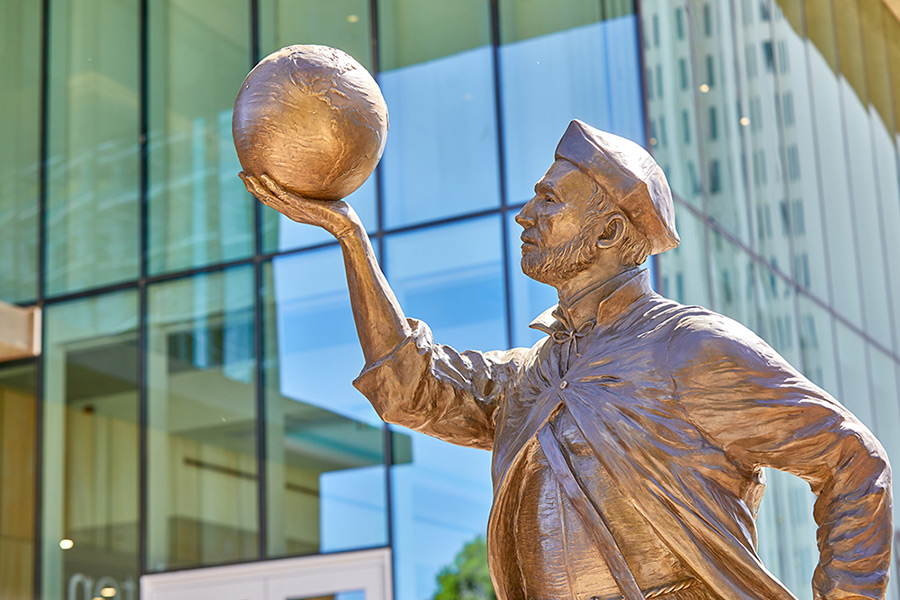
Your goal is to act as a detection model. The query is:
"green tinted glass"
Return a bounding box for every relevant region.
[41,291,140,600]
[147,266,259,570]
[0,2,40,303]
[46,0,141,296]
[378,0,490,70]
[0,363,37,600]
[148,0,255,275]
[499,0,632,44]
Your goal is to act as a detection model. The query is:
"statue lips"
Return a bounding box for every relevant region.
[520,231,540,254]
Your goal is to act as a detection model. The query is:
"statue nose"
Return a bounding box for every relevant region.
[515,203,535,228]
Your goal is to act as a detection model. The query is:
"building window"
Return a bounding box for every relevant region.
[709,106,718,140]
[706,55,715,87]
[656,65,664,98]
[704,4,712,36]
[783,92,795,126]
[778,39,789,73]
[710,160,721,193]
[787,145,800,181]
[682,110,691,144]
[762,41,775,71]
[745,45,757,77]
[760,0,771,21]
[779,200,791,235]
[659,115,668,147]
[680,58,689,90]
[647,68,654,99]
[792,199,805,235]
[675,7,684,40]
[653,14,660,47]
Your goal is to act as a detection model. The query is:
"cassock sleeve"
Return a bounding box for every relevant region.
[669,314,892,600]
[353,318,527,450]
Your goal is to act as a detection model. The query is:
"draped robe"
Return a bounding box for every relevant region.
[353,270,891,600]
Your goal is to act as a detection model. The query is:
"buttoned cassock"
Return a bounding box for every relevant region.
[353,270,892,600]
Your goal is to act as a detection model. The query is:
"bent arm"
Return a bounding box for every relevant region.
[242,173,410,362]
[670,316,892,600]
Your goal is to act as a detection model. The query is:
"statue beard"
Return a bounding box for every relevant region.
[521,224,601,287]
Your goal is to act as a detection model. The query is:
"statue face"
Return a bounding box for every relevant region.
[515,160,605,286]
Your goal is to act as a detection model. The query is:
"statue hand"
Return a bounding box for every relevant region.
[240,172,363,241]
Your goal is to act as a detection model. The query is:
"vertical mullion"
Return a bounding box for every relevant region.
[33,0,51,596]
[249,0,268,561]
[489,0,514,352]
[138,0,150,578]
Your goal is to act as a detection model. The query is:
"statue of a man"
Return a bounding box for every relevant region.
[242,120,892,600]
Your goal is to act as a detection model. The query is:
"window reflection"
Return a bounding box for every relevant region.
[148,0,254,275]
[147,267,259,571]
[384,216,505,600]
[263,251,391,557]
[42,292,139,600]
[378,0,500,228]
[0,1,40,303]
[46,0,140,296]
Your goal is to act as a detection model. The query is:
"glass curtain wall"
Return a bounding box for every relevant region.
[640,0,900,598]
[7,1,649,599]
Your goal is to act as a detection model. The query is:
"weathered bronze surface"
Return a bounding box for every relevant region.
[237,77,892,598]
[233,45,387,201]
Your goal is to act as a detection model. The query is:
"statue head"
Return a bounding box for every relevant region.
[516,120,679,288]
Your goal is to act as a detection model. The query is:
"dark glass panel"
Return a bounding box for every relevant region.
[46,0,141,295]
[146,267,259,570]
[41,291,140,600]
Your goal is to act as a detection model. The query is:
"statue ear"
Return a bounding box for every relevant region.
[596,213,626,249]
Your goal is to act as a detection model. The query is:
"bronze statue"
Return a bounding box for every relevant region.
[240,117,892,599]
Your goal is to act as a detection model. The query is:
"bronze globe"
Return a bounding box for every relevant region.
[232,45,388,201]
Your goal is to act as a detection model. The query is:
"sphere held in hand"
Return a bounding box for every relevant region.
[232,45,388,201]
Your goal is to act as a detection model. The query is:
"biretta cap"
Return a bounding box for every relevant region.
[555,119,679,255]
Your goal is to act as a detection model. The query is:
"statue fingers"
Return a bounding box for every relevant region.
[240,172,275,203]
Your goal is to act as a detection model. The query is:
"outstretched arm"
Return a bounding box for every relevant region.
[241,173,411,363]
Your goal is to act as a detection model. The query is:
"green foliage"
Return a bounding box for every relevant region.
[433,536,497,600]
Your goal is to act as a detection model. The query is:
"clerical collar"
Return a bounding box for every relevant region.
[530,268,652,334]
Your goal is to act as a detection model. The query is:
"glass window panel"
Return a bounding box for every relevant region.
[147,267,258,571]
[46,0,140,296]
[501,12,644,204]
[499,0,612,44]
[41,291,139,600]
[148,0,254,275]
[795,297,839,397]
[829,2,894,350]
[833,321,874,428]
[708,230,758,332]
[259,0,372,69]
[262,250,388,558]
[506,210,558,347]
[379,13,500,228]
[0,363,36,600]
[0,1,40,303]
[657,205,712,308]
[384,216,505,600]
[756,468,817,600]
[377,0,490,70]
[385,216,507,350]
[257,0,378,253]
[802,3,863,327]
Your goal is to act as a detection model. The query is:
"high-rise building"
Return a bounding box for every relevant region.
[0,1,897,599]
